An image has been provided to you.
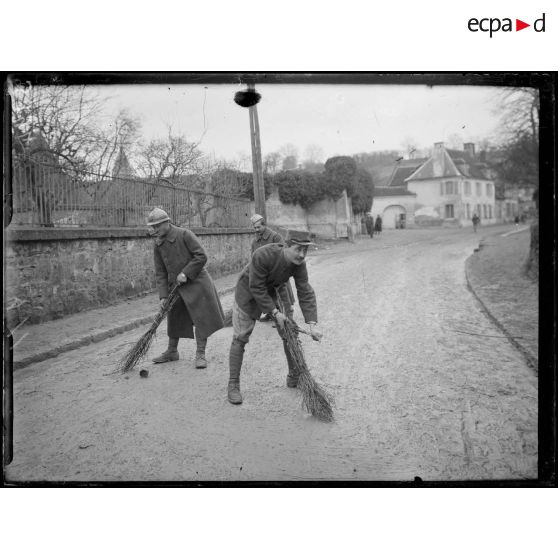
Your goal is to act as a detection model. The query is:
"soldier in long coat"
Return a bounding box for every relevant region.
[250,214,296,319]
[147,208,225,368]
[227,229,323,405]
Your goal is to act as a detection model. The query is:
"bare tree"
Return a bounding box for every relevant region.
[136,127,203,180]
[178,157,251,227]
[493,87,540,278]
[10,83,141,177]
[279,143,299,158]
[303,143,324,163]
[10,83,142,225]
[263,151,282,174]
[493,87,539,190]
[498,88,539,145]
[91,109,141,178]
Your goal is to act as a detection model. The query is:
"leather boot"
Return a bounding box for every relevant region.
[283,339,300,388]
[227,340,244,405]
[195,335,207,369]
[152,338,179,363]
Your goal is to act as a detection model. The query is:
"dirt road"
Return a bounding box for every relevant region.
[5,228,537,482]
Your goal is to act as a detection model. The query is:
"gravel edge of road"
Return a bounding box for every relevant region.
[464,236,538,372]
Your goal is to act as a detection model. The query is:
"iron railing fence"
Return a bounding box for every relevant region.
[9,156,253,229]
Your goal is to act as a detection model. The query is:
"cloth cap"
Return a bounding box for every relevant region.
[285,229,315,246]
[250,214,264,225]
[147,208,170,226]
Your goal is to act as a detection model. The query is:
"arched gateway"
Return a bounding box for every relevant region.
[382,205,406,229]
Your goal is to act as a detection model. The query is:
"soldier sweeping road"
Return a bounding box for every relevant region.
[147,208,225,369]
[227,229,322,405]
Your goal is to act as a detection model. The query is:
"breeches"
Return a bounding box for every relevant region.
[232,300,257,344]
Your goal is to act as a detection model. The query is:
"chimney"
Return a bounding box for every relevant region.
[463,142,475,159]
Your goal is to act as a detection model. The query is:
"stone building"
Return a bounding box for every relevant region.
[406,142,497,227]
[372,142,498,228]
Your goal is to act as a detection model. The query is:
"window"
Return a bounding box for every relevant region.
[440,182,444,196]
[486,183,493,196]
[488,205,493,219]
[466,203,471,219]
[476,182,482,196]
[445,204,454,218]
[477,204,482,217]
[483,204,488,218]
[464,181,471,196]
[444,181,458,195]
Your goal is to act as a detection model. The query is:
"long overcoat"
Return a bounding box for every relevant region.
[251,226,295,306]
[153,224,225,339]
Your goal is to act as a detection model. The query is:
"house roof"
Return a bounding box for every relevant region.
[387,158,427,187]
[406,149,460,181]
[446,149,491,180]
[406,146,492,182]
[374,187,416,197]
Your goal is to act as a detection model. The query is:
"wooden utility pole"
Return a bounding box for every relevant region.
[248,89,266,220]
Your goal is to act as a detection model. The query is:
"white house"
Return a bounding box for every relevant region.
[406,142,497,227]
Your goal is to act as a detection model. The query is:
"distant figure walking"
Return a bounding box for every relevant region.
[365,214,374,238]
[374,215,382,236]
[472,213,480,233]
[514,215,520,228]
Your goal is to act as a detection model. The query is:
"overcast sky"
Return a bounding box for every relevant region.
[99,83,505,163]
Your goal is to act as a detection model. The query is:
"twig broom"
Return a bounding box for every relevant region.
[275,293,334,422]
[115,284,181,374]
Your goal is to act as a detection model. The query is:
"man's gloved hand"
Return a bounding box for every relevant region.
[160,297,168,309]
[176,272,187,285]
[308,322,323,342]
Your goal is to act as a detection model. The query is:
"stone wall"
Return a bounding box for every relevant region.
[266,188,356,239]
[307,191,353,238]
[266,190,308,229]
[5,227,252,325]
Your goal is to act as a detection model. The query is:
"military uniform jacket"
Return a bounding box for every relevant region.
[154,224,224,339]
[251,226,283,254]
[251,226,295,306]
[235,243,317,322]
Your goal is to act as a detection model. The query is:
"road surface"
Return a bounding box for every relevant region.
[5,228,537,482]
